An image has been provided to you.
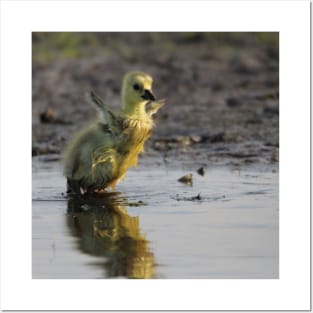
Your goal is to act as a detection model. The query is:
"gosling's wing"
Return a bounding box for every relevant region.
[146,99,165,117]
[88,90,118,129]
[89,145,117,190]
[63,123,115,183]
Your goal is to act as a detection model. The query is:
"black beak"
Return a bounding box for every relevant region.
[141,89,155,101]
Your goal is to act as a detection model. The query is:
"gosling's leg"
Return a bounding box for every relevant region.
[67,178,86,195]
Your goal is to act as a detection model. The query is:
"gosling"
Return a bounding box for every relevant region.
[63,71,165,195]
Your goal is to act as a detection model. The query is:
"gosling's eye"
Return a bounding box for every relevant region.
[133,83,140,91]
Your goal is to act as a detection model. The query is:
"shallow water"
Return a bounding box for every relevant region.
[32,157,278,279]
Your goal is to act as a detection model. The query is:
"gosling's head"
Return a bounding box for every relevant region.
[121,71,155,114]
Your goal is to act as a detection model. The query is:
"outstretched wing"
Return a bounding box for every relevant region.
[146,99,165,117]
[88,90,117,129]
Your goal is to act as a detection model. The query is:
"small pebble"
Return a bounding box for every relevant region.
[40,108,56,123]
[271,148,279,162]
[226,97,243,108]
[197,167,205,176]
[178,173,193,186]
[192,193,201,200]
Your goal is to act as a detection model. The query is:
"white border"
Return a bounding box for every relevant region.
[0,0,310,310]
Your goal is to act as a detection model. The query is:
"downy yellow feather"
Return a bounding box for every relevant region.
[63,71,165,194]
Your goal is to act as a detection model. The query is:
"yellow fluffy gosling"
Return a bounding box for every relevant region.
[63,71,165,194]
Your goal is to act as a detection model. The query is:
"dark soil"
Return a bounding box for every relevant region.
[32,32,279,167]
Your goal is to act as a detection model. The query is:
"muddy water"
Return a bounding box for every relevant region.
[32,156,278,279]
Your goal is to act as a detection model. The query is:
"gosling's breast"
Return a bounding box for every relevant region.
[120,118,152,147]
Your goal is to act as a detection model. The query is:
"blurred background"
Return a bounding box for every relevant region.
[32,32,279,165]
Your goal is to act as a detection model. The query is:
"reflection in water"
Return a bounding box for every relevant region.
[66,194,155,278]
